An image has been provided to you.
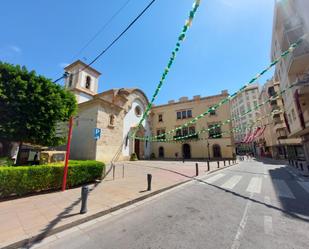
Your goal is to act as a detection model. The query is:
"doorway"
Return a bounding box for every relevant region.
[213,144,222,158]
[182,143,191,159]
[159,147,164,158]
[134,139,140,159]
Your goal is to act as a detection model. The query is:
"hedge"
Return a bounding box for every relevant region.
[0,160,105,198]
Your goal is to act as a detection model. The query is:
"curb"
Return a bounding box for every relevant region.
[2,162,238,249]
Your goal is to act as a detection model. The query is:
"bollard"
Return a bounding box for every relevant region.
[122,164,125,178]
[207,161,210,171]
[217,161,220,168]
[229,160,231,165]
[224,160,226,166]
[80,186,89,214]
[195,163,199,176]
[147,174,152,191]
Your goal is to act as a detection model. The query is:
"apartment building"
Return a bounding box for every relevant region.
[253,79,302,159]
[230,84,260,154]
[271,0,309,172]
[150,91,235,160]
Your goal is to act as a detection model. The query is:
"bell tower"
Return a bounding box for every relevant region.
[64,60,101,103]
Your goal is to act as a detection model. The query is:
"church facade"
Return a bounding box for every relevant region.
[64,60,235,163]
[64,60,151,162]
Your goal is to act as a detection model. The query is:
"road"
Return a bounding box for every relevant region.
[32,160,309,249]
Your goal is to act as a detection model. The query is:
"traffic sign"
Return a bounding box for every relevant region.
[93,128,101,140]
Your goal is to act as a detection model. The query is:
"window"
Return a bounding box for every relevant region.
[209,107,216,116]
[182,127,188,136]
[176,109,192,119]
[291,109,297,121]
[176,129,182,137]
[135,106,142,117]
[68,74,73,87]
[85,76,91,89]
[156,129,166,139]
[182,110,187,119]
[109,115,115,126]
[189,126,195,134]
[158,114,163,122]
[208,123,222,138]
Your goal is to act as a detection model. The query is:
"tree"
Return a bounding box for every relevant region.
[0,62,77,158]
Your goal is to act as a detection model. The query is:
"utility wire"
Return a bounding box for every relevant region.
[54,0,157,83]
[72,0,133,60]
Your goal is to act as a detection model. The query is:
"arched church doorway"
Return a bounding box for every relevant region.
[182,143,191,159]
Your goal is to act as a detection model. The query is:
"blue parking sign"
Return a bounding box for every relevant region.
[93,128,101,140]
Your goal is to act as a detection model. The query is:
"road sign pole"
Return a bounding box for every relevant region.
[62,116,73,191]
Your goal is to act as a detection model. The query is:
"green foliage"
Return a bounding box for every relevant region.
[0,62,77,146]
[0,157,13,166]
[130,153,138,161]
[0,160,104,198]
[150,153,156,160]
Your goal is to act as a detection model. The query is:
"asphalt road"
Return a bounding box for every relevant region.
[32,160,309,249]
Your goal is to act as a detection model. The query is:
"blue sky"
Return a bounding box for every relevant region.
[0,0,275,104]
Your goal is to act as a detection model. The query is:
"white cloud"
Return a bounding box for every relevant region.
[59,62,69,68]
[9,45,21,53]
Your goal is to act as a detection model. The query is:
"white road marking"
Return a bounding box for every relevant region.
[246,177,262,194]
[231,193,254,249]
[273,179,295,199]
[204,173,225,184]
[264,196,271,205]
[221,175,242,190]
[298,181,309,194]
[264,216,273,235]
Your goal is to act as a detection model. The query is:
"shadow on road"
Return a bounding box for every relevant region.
[127,161,309,222]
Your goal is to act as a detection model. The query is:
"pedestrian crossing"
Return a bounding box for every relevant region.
[200,172,309,200]
[221,175,242,190]
[246,177,262,194]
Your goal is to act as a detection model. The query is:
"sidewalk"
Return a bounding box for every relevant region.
[0,160,237,248]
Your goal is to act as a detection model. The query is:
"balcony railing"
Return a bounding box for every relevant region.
[173,133,199,140]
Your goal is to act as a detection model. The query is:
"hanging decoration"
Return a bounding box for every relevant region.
[134,36,304,141]
[131,0,202,138]
[135,82,294,143]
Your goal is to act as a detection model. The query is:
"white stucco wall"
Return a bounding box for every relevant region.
[77,92,93,104]
[122,98,151,158]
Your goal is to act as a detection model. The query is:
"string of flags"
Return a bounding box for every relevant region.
[130,0,201,138]
[133,35,304,142]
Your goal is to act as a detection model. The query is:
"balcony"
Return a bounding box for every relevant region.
[274,122,285,132]
[173,133,199,140]
[276,128,288,139]
[271,106,281,113]
[283,26,309,75]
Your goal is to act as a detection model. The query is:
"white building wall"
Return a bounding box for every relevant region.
[77,92,93,104]
[122,98,151,158]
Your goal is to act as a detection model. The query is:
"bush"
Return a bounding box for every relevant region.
[130,153,138,161]
[150,153,156,160]
[0,157,13,166]
[0,160,105,198]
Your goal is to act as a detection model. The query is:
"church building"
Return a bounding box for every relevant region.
[64,60,151,162]
[64,60,235,163]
